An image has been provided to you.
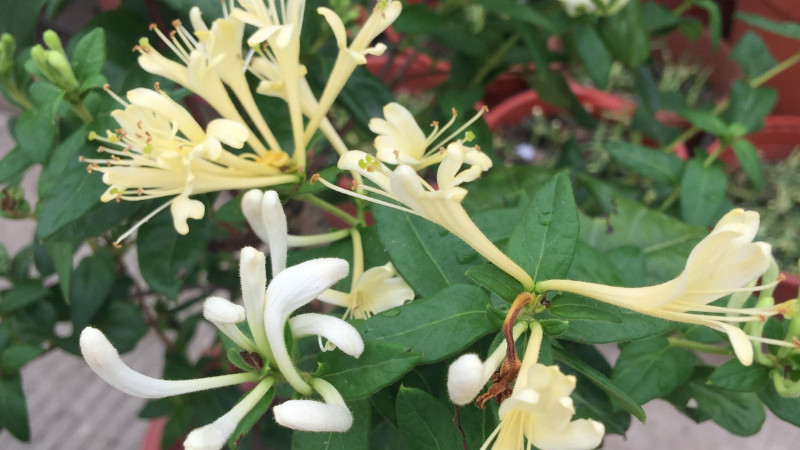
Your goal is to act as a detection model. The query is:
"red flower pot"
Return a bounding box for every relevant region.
[732,0,800,114]
[365,51,450,94]
[775,273,800,304]
[709,115,800,168]
[141,418,181,450]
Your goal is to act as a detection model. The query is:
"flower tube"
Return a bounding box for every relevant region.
[537,209,798,366]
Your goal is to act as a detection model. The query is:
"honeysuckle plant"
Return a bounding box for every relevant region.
[1,1,800,449]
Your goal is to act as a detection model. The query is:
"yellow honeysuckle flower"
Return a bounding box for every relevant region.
[369,102,492,170]
[84,87,297,237]
[317,262,415,320]
[317,144,534,290]
[537,209,798,366]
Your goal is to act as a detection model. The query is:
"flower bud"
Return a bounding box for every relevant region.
[0,33,16,76]
[447,353,484,406]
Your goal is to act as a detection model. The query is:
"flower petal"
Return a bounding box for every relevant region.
[239,247,270,355]
[242,189,270,243]
[719,323,754,366]
[171,195,205,235]
[206,119,249,149]
[317,7,347,48]
[289,313,364,357]
[273,400,353,432]
[203,296,246,324]
[260,190,288,276]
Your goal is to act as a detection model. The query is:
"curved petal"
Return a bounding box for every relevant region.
[203,296,246,324]
[126,88,205,143]
[338,150,394,193]
[437,144,465,189]
[719,323,754,366]
[206,119,249,149]
[447,353,485,406]
[529,418,605,450]
[289,313,364,357]
[171,195,205,235]
[80,327,254,399]
[261,190,288,276]
[242,190,270,243]
[317,7,347,48]
[273,400,353,432]
[239,247,270,356]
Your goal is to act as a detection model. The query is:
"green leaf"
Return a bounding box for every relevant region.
[573,23,611,89]
[0,281,50,315]
[318,340,422,400]
[680,109,732,137]
[611,336,696,404]
[70,28,106,85]
[548,293,622,323]
[14,109,56,163]
[0,148,34,185]
[730,139,764,190]
[44,241,74,304]
[508,173,579,283]
[137,210,211,299]
[641,2,680,33]
[0,345,44,371]
[708,359,769,392]
[291,399,369,450]
[758,382,800,427]
[70,248,115,329]
[731,32,777,80]
[337,68,393,130]
[680,159,726,227]
[356,284,494,364]
[0,244,8,276]
[228,387,274,448]
[553,345,646,422]
[395,387,462,450]
[736,12,800,40]
[372,206,473,297]
[0,375,30,441]
[36,169,105,238]
[93,300,148,354]
[694,0,721,49]
[689,376,765,435]
[466,263,523,303]
[604,141,684,185]
[601,1,650,68]
[722,82,777,134]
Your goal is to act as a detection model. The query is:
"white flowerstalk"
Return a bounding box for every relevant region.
[203,296,258,353]
[537,209,798,366]
[84,87,298,238]
[318,146,535,290]
[480,323,605,450]
[273,378,353,432]
[289,313,364,356]
[264,257,350,395]
[79,327,258,399]
[317,262,414,320]
[369,102,492,170]
[304,2,402,143]
[134,15,286,158]
[184,377,275,450]
[232,0,307,169]
[447,323,528,406]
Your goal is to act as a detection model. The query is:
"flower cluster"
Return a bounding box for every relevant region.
[80,191,363,449]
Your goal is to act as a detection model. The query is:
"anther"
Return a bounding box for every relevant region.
[310,173,320,185]
[172,19,181,27]
[103,83,110,91]
[451,108,458,117]
[154,81,161,92]
[149,23,158,31]
[115,194,121,203]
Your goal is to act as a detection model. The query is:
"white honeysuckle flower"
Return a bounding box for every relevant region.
[184,377,274,450]
[135,13,286,158]
[369,102,492,170]
[318,146,534,290]
[537,209,799,366]
[80,327,259,399]
[232,0,307,168]
[242,190,287,277]
[317,262,415,320]
[273,378,353,432]
[289,313,365,357]
[303,1,402,143]
[203,296,258,353]
[447,323,528,406]
[84,87,298,239]
[264,257,351,394]
[480,323,605,450]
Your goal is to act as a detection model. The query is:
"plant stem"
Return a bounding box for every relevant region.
[296,194,361,227]
[673,0,697,16]
[350,227,364,291]
[659,186,681,211]
[752,50,800,88]
[667,337,733,356]
[69,100,93,124]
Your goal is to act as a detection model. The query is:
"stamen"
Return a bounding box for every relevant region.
[316,177,418,216]
[103,84,129,107]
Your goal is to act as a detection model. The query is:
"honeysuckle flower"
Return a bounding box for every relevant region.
[134,7,287,159]
[479,323,605,450]
[232,0,307,167]
[84,87,298,238]
[81,198,365,445]
[318,145,534,290]
[304,1,402,143]
[537,209,798,366]
[447,323,528,406]
[317,262,415,319]
[369,102,492,170]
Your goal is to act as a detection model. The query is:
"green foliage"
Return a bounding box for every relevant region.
[680,158,727,227]
[611,336,696,404]
[395,387,462,450]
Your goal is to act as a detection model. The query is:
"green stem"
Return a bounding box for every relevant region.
[297,194,361,227]
[69,99,93,124]
[667,337,734,356]
[350,228,364,292]
[659,186,681,211]
[1,80,34,110]
[673,0,697,16]
[468,34,519,88]
[752,50,800,88]
[703,137,729,167]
